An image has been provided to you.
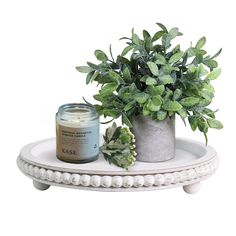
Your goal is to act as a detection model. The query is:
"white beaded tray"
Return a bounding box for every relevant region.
[17,137,219,194]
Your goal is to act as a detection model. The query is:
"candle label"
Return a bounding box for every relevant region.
[56,124,99,161]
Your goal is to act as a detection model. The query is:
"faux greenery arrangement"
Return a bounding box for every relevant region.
[100,122,136,169]
[76,22,223,168]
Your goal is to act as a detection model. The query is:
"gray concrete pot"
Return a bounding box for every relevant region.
[131,115,175,162]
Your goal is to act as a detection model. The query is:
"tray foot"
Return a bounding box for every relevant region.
[183,182,201,194]
[33,180,50,191]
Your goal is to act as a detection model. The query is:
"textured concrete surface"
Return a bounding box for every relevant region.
[132,115,175,162]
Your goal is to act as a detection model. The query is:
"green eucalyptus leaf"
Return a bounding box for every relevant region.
[94,50,108,61]
[204,59,218,70]
[155,85,165,95]
[180,97,200,106]
[156,22,168,33]
[207,118,223,129]
[147,99,161,112]
[90,71,99,83]
[182,52,188,66]
[146,77,157,85]
[152,95,162,106]
[95,75,111,84]
[87,62,99,70]
[173,89,182,100]
[200,90,214,101]
[93,94,102,101]
[129,83,139,93]
[195,37,206,49]
[147,62,159,76]
[156,110,167,120]
[202,108,216,118]
[144,37,153,52]
[161,64,174,74]
[123,67,132,82]
[152,31,165,42]
[122,113,133,127]
[199,99,211,107]
[86,71,94,84]
[177,108,187,119]
[172,44,180,54]
[188,116,198,131]
[162,100,182,111]
[210,48,222,60]
[194,53,203,64]
[195,54,204,64]
[169,51,184,64]
[187,47,197,57]
[100,83,118,95]
[105,122,116,141]
[197,49,207,56]
[103,109,120,118]
[159,75,174,85]
[206,68,221,80]
[124,101,136,112]
[143,30,151,40]
[112,100,124,109]
[119,92,133,103]
[197,117,208,133]
[146,85,165,96]
[187,64,196,73]
[76,66,93,73]
[140,75,149,83]
[168,27,179,39]
[108,71,124,84]
[164,90,173,100]
[132,33,141,45]
[154,54,166,65]
[162,33,171,49]
[198,64,208,77]
[142,103,150,116]
[134,92,149,104]
[121,45,133,57]
[204,83,215,93]
[93,105,103,115]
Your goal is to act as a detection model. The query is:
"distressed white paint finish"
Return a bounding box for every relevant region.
[17,138,219,194]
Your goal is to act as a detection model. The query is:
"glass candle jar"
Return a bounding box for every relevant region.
[56,103,99,163]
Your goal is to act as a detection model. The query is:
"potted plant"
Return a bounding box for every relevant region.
[76,23,223,164]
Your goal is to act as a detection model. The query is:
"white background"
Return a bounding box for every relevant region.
[0,0,235,235]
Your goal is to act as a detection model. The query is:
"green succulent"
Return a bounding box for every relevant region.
[100,122,136,169]
[76,22,223,143]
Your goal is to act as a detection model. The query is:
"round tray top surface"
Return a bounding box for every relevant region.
[19,137,217,175]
